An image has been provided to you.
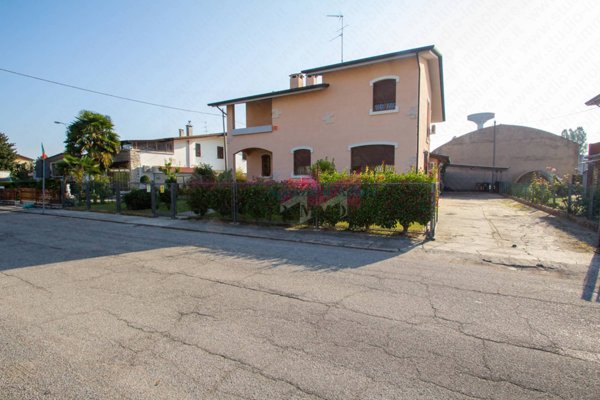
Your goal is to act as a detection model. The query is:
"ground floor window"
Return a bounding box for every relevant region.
[351,145,394,172]
[293,149,311,175]
[261,154,271,177]
[217,146,224,159]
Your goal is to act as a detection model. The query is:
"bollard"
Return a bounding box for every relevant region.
[170,182,176,219]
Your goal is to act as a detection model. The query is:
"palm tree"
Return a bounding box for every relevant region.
[64,110,120,172]
[63,154,101,186]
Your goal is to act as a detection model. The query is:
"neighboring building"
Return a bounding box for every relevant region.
[433,125,579,191]
[585,95,600,188]
[0,154,34,181]
[15,154,33,165]
[114,123,246,185]
[586,142,600,189]
[35,153,66,179]
[208,45,445,180]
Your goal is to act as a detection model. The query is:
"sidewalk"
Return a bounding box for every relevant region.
[3,206,423,253]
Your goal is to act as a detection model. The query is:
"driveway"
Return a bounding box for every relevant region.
[1,209,599,399]
[425,193,596,273]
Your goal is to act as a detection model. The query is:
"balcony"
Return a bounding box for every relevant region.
[232,125,273,136]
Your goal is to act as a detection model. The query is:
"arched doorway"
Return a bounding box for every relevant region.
[235,148,272,181]
[515,170,551,184]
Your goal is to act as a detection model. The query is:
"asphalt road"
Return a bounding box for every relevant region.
[1,209,599,399]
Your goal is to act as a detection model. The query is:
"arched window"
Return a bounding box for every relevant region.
[293,149,311,175]
[261,154,271,177]
[372,79,396,112]
[351,145,395,172]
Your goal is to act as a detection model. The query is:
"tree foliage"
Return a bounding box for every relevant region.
[63,154,101,185]
[65,110,120,171]
[10,162,33,181]
[561,127,587,155]
[0,132,17,170]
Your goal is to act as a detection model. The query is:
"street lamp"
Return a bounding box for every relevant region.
[54,121,67,126]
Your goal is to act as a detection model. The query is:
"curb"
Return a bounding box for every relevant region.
[6,207,413,253]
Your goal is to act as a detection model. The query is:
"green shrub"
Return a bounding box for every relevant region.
[123,189,152,210]
[140,175,150,184]
[236,183,280,221]
[311,157,336,178]
[192,163,216,183]
[187,184,212,216]
[185,168,436,232]
[210,184,233,217]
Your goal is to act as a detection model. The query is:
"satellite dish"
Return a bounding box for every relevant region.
[467,112,495,130]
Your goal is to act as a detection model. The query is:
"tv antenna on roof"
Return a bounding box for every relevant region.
[327,14,347,62]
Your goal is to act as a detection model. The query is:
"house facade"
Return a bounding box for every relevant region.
[208,45,445,181]
[114,123,246,185]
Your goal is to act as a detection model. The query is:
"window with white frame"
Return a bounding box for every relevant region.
[372,79,396,112]
[293,149,311,175]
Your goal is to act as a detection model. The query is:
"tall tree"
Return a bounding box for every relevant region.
[65,110,120,171]
[63,154,101,185]
[0,132,17,170]
[561,127,587,155]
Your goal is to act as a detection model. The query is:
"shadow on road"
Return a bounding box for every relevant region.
[0,211,407,273]
[582,252,600,302]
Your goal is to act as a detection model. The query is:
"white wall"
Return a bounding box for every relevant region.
[134,136,246,182]
[174,137,226,171]
[138,151,174,168]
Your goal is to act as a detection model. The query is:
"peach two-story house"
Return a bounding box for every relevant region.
[208,45,445,180]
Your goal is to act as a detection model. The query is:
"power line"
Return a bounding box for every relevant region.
[0,67,221,117]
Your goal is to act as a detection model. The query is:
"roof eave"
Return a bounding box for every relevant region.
[301,45,436,75]
[208,83,329,107]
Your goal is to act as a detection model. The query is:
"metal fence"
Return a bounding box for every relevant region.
[500,181,599,222]
[58,179,440,238]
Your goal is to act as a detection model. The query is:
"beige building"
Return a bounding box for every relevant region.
[433,124,579,191]
[208,45,445,180]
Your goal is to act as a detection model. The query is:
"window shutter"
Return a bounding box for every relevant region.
[373,79,396,111]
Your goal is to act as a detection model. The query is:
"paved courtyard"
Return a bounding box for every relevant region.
[0,201,599,399]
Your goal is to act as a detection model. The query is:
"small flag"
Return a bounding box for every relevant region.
[41,143,47,160]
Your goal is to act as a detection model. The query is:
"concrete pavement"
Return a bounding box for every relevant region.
[0,208,599,399]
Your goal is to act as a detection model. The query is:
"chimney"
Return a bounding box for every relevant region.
[178,128,184,137]
[305,74,318,86]
[185,121,193,136]
[289,73,305,89]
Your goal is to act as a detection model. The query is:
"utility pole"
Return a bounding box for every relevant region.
[327,14,346,62]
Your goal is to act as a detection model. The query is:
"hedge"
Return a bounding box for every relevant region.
[187,171,436,232]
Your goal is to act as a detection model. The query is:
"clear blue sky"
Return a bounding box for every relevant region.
[1,0,599,159]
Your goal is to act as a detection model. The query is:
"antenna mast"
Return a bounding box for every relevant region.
[327,14,345,62]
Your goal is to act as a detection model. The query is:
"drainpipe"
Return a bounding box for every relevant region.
[415,53,422,171]
[216,106,229,172]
